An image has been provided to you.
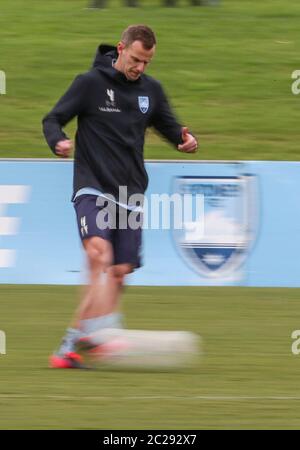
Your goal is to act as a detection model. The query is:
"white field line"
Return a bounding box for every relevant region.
[1,394,300,401]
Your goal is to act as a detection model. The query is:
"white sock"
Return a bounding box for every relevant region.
[57,328,83,355]
[80,313,123,335]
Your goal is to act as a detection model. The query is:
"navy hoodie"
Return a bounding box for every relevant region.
[42,45,183,201]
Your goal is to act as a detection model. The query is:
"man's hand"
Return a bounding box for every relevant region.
[55,139,73,158]
[178,127,198,153]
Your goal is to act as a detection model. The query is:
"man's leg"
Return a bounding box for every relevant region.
[79,262,133,319]
[50,237,133,367]
[49,235,112,368]
[50,196,139,368]
[79,212,142,340]
[72,236,113,323]
[79,262,133,345]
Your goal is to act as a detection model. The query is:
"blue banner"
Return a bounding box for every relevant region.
[0,160,299,286]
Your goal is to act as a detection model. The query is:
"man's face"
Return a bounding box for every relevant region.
[116,40,155,81]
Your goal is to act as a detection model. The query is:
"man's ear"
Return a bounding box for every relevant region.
[117,41,125,55]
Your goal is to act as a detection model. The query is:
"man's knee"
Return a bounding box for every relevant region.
[109,264,133,285]
[83,236,112,268]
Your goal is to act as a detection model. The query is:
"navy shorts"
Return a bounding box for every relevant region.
[74,195,142,268]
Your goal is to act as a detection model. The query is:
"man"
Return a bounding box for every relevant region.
[43,25,198,368]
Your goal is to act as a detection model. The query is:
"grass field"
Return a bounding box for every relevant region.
[0,0,300,160]
[0,285,300,429]
[1,0,300,431]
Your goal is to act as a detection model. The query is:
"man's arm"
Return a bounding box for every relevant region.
[42,74,88,157]
[151,83,198,153]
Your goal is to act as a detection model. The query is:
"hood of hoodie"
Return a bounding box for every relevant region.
[92,44,142,84]
[92,44,117,68]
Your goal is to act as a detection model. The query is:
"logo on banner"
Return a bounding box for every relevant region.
[172,175,259,278]
[138,96,149,114]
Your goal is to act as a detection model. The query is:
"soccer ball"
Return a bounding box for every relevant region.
[84,328,201,370]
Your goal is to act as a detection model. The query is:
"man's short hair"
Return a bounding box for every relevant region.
[121,25,156,50]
